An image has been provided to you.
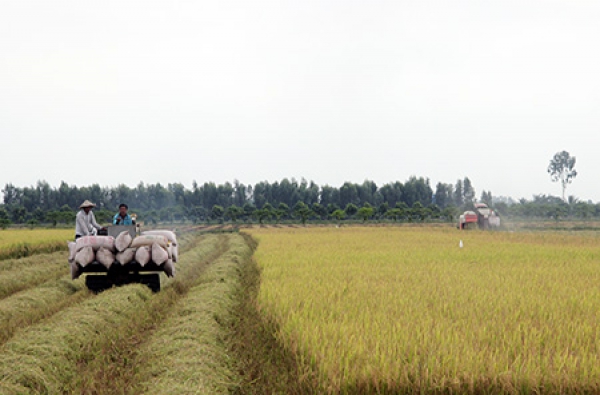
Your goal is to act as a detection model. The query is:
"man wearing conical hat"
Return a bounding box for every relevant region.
[75,200,104,239]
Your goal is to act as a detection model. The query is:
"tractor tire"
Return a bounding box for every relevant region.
[139,273,161,293]
[85,275,113,293]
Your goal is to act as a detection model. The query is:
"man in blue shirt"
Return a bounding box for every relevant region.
[113,203,134,225]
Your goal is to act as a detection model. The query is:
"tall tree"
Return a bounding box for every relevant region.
[434,182,453,209]
[463,177,475,206]
[547,151,577,201]
[453,180,464,208]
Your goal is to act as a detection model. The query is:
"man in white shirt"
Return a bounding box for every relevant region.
[75,200,105,239]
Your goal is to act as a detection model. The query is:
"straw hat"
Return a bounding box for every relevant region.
[79,200,96,209]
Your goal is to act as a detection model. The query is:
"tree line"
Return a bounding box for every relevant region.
[0,177,598,227]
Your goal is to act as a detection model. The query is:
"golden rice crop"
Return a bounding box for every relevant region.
[249,227,600,394]
[0,229,73,260]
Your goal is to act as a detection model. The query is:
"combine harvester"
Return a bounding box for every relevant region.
[458,203,501,230]
[67,225,179,293]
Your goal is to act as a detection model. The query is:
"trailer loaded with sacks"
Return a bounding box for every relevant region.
[67,226,178,293]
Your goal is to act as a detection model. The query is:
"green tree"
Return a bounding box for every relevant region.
[147,210,159,225]
[59,205,75,224]
[357,205,374,223]
[226,205,243,223]
[242,203,256,223]
[211,205,225,223]
[32,208,45,223]
[272,209,285,223]
[551,202,569,221]
[331,209,346,223]
[254,208,271,224]
[411,201,426,222]
[311,203,327,220]
[574,202,594,219]
[378,202,389,218]
[385,208,402,222]
[548,151,577,201]
[395,202,409,220]
[0,207,10,229]
[95,208,113,224]
[187,206,205,224]
[344,203,358,217]
[294,202,313,226]
[10,206,27,224]
[427,204,441,220]
[454,180,464,207]
[463,177,475,206]
[277,203,290,217]
[442,205,458,222]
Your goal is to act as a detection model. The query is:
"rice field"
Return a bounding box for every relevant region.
[249,227,600,394]
[0,228,73,260]
[4,225,599,394]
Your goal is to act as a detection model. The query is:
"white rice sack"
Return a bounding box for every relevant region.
[116,248,136,265]
[68,241,77,263]
[171,244,179,263]
[115,231,133,252]
[141,230,177,246]
[166,244,173,260]
[131,235,169,249]
[163,259,175,278]
[76,236,115,252]
[96,247,115,270]
[75,246,95,267]
[135,246,151,267]
[70,260,81,279]
[151,242,169,265]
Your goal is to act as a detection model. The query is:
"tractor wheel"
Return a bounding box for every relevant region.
[139,273,161,293]
[85,275,113,293]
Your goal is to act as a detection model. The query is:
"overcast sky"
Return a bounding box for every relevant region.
[1,1,599,202]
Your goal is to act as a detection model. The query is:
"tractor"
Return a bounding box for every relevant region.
[72,225,170,293]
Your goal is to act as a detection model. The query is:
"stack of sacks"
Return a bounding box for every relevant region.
[141,230,179,262]
[67,241,79,279]
[68,232,177,279]
[128,233,176,277]
[70,236,117,274]
[115,231,135,265]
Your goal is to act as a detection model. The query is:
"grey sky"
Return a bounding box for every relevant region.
[1,1,599,201]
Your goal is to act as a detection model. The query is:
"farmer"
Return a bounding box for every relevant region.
[113,203,134,225]
[75,200,105,239]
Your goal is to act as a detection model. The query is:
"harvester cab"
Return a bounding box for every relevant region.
[458,203,501,230]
